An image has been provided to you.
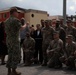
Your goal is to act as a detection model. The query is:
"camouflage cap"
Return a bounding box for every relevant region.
[53,31,59,35]
[66,35,73,39]
[66,20,72,23]
[45,20,49,23]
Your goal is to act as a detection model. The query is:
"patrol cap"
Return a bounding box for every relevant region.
[66,35,73,39]
[53,31,59,35]
[66,20,72,23]
[56,20,60,23]
[41,19,44,22]
[66,36,68,39]
[45,20,48,23]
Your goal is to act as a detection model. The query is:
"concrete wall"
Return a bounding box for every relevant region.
[24,12,31,24]
[24,11,48,28]
[30,12,48,28]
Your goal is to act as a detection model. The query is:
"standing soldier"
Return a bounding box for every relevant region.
[47,31,63,68]
[5,8,26,75]
[66,20,76,41]
[41,20,54,66]
[55,21,66,49]
[41,19,45,28]
[23,32,35,66]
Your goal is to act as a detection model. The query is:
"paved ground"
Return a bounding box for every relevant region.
[0,63,76,75]
[0,50,76,75]
[0,56,76,75]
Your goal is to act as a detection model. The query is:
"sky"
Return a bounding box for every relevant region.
[0,0,76,16]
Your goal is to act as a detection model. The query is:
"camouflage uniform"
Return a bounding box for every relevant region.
[60,35,76,69]
[64,41,76,69]
[42,26,54,65]
[23,37,35,65]
[66,26,76,41]
[47,39,63,68]
[5,15,21,69]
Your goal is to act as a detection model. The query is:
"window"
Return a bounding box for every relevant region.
[31,14,34,18]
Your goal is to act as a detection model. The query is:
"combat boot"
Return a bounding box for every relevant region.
[11,69,21,75]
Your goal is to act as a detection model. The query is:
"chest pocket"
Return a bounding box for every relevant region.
[52,41,58,49]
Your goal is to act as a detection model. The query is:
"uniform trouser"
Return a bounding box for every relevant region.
[47,52,62,67]
[60,55,75,68]
[42,44,49,64]
[25,51,34,64]
[66,56,75,68]
[6,46,21,69]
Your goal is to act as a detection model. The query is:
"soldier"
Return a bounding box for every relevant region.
[47,31,63,69]
[60,35,76,70]
[41,19,45,28]
[5,8,26,75]
[41,20,54,66]
[55,21,66,49]
[66,20,76,41]
[22,32,35,66]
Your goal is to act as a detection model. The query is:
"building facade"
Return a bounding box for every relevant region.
[25,9,48,28]
[0,6,48,28]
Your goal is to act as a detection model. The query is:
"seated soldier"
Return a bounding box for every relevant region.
[60,35,76,70]
[22,32,35,66]
[47,31,63,69]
